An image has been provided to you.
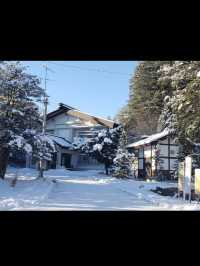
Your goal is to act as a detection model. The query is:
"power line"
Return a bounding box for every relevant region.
[47,61,132,77]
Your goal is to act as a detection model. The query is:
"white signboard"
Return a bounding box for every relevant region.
[195,169,200,195]
[184,156,192,200]
[178,161,184,193]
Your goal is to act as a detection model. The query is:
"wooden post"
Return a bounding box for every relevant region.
[183,156,192,201]
[178,161,185,198]
[168,136,171,180]
[151,144,152,177]
[155,144,157,177]
[195,169,200,202]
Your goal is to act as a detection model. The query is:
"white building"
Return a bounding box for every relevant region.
[127,130,179,180]
[46,103,117,169]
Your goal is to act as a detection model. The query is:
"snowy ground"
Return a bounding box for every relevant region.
[1,167,200,210]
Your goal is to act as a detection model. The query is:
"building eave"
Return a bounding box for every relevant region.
[46,103,118,128]
[127,130,171,148]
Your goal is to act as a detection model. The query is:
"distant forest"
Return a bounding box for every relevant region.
[115,61,200,159]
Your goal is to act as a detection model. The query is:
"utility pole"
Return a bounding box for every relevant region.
[38,64,54,178]
[42,65,49,134]
[41,64,55,133]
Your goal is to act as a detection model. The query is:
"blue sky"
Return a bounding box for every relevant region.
[21,61,138,119]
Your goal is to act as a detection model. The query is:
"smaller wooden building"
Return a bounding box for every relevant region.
[127,130,179,180]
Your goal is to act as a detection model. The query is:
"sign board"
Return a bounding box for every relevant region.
[178,161,185,193]
[184,156,192,200]
[195,169,200,195]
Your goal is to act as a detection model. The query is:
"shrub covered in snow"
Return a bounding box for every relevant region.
[111,148,135,178]
[111,128,135,178]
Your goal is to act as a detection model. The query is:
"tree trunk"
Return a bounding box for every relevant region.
[0,147,9,179]
[38,168,44,178]
[105,163,109,175]
[38,159,44,178]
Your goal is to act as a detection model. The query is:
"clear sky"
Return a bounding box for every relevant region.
[21,61,138,119]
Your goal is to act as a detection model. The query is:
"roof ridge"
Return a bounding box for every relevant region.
[59,102,78,110]
[127,129,171,148]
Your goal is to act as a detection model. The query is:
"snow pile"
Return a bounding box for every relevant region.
[0,168,54,210]
[5,167,37,180]
[1,167,200,210]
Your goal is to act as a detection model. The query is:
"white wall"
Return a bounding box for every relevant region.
[55,128,72,140]
[135,137,179,174]
[144,146,151,158]
[159,145,168,157]
[158,158,169,170]
[139,148,143,157]
[46,113,96,142]
[170,145,179,156]
[170,158,179,170]
[138,159,144,169]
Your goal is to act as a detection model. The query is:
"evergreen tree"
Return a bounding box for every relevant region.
[82,125,122,175]
[111,128,135,178]
[22,130,56,177]
[0,61,50,179]
[117,61,173,136]
[9,130,56,177]
[158,61,200,161]
[116,60,200,168]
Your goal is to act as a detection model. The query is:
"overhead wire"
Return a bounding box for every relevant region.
[47,61,132,77]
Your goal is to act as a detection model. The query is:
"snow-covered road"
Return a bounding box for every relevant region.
[1,167,200,210]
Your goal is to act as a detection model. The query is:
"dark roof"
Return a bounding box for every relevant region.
[47,103,78,120]
[47,134,72,149]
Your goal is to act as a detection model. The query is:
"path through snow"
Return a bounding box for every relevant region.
[1,167,200,210]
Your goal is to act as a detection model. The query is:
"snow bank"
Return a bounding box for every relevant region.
[0,168,55,210]
[2,167,200,210]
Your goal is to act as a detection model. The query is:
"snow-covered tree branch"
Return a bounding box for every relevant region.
[81,125,123,175]
[0,62,47,179]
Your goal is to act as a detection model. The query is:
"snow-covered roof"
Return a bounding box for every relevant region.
[47,103,118,128]
[47,134,72,149]
[127,130,170,148]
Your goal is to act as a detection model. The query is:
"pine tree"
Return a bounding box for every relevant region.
[158,61,200,161]
[0,61,49,179]
[111,129,135,178]
[22,130,56,176]
[82,125,122,175]
[116,61,173,136]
